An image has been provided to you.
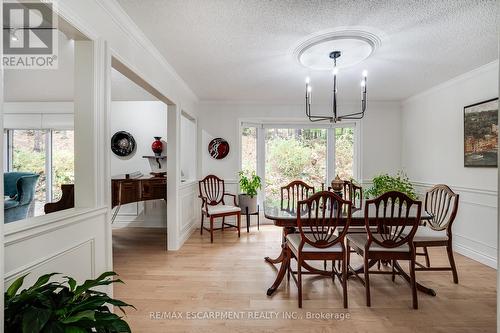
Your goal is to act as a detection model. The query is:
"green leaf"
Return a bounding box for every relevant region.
[61,310,96,324]
[28,273,60,292]
[65,277,77,292]
[7,274,28,298]
[63,327,87,333]
[110,319,132,333]
[22,307,51,333]
[41,321,65,333]
[5,271,133,333]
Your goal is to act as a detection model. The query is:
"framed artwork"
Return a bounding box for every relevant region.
[464,98,498,167]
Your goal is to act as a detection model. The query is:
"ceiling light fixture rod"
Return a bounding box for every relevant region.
[305,50,368,123]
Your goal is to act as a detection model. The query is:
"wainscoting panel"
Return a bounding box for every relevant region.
[413,182,497,268]
[4,208,110,289]
[5,238,95,287]
[179,182,199,244]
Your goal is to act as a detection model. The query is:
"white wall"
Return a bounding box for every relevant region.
[2,0,200,310]
[110,101,168,227]
[198,101,402,183]
[401,61,499,268]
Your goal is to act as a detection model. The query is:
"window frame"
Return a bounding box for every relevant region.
[239,120,360,205]
[4,128,75,206]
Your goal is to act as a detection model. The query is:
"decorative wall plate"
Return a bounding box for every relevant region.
[111,131,136,157]
[208,138,230,159]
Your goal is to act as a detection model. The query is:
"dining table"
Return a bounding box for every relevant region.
[263,199,436,297]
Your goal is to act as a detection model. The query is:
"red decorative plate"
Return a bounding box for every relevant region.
[208,138,230,159]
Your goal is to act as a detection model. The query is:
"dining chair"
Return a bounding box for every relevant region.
[343,180,363,209]
[280,180,315,211]
[198,175,241,243]
[410,184,460,283]
[347,191,422,309]
[286,191,352,308]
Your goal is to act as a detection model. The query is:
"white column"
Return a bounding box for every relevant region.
[167,104,180,250]
[74,40,97,209]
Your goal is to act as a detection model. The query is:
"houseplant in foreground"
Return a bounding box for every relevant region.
[364,171,418,200]
[238,171,262,213]
[5,271,134,333]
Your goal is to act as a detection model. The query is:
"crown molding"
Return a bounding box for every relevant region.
[402,60,499,105]
[96,0,199,103]
[198,99,400,106]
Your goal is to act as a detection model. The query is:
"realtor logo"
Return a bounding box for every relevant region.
[3,1,58,69]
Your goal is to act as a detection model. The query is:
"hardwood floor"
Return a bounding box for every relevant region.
[113,225,496,333]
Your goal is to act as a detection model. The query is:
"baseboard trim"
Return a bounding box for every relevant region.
[178,220,197,249]
[454,242,497,269]
[112,219,165,228]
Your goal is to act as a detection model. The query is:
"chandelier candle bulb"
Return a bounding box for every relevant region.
[362,70,368,77]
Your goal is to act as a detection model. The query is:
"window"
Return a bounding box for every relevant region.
[240,123,358,204]
[11,130,48,216]
[334,127,355,180]
[5,129,75,217]
[52,130,75,201]
[241,127,257,175]
[265,128,327,202]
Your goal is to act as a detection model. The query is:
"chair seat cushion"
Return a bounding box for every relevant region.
[286,233,343,253]
[4,198,20,210]
[403,226,448,242]
[207,204,241,215]
[347,233,410,252]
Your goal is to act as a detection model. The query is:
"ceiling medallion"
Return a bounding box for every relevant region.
[293,29,381,70]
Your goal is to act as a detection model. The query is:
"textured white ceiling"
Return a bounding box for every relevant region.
[117,0,498,103]
[4,31,157,102]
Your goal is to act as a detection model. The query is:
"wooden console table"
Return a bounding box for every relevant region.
[111,173,167,222]
[44,174,167,220]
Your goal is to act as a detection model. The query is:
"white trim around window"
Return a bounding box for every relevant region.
[239,120,361,205]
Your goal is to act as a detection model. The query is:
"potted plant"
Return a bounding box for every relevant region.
[5,271,134,333]
[238,171,262,214]
[364,171,418,200]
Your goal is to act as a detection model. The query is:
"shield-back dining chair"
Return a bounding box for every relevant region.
[410,184,460,283]
[198,175,241,243]
[286,191,352,308]
[347,191,422,309]
[280,180,315,212]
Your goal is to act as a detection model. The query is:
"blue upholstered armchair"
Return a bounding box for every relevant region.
[4,172,40,223]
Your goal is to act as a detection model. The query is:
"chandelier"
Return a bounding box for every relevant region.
[305,51,367,122]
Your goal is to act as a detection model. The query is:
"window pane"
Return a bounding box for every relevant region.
[265,128,327,203]
[12,130,47,216]
[52,130,75,201]
[335,127,354,180]
[241,127,257,174]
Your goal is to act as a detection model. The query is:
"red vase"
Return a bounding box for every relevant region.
[151,136,163,156]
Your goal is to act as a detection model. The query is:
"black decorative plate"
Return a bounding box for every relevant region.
[111,131,136,157]
[208,138,230,159]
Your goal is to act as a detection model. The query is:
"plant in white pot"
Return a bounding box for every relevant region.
[238,171,262,214]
